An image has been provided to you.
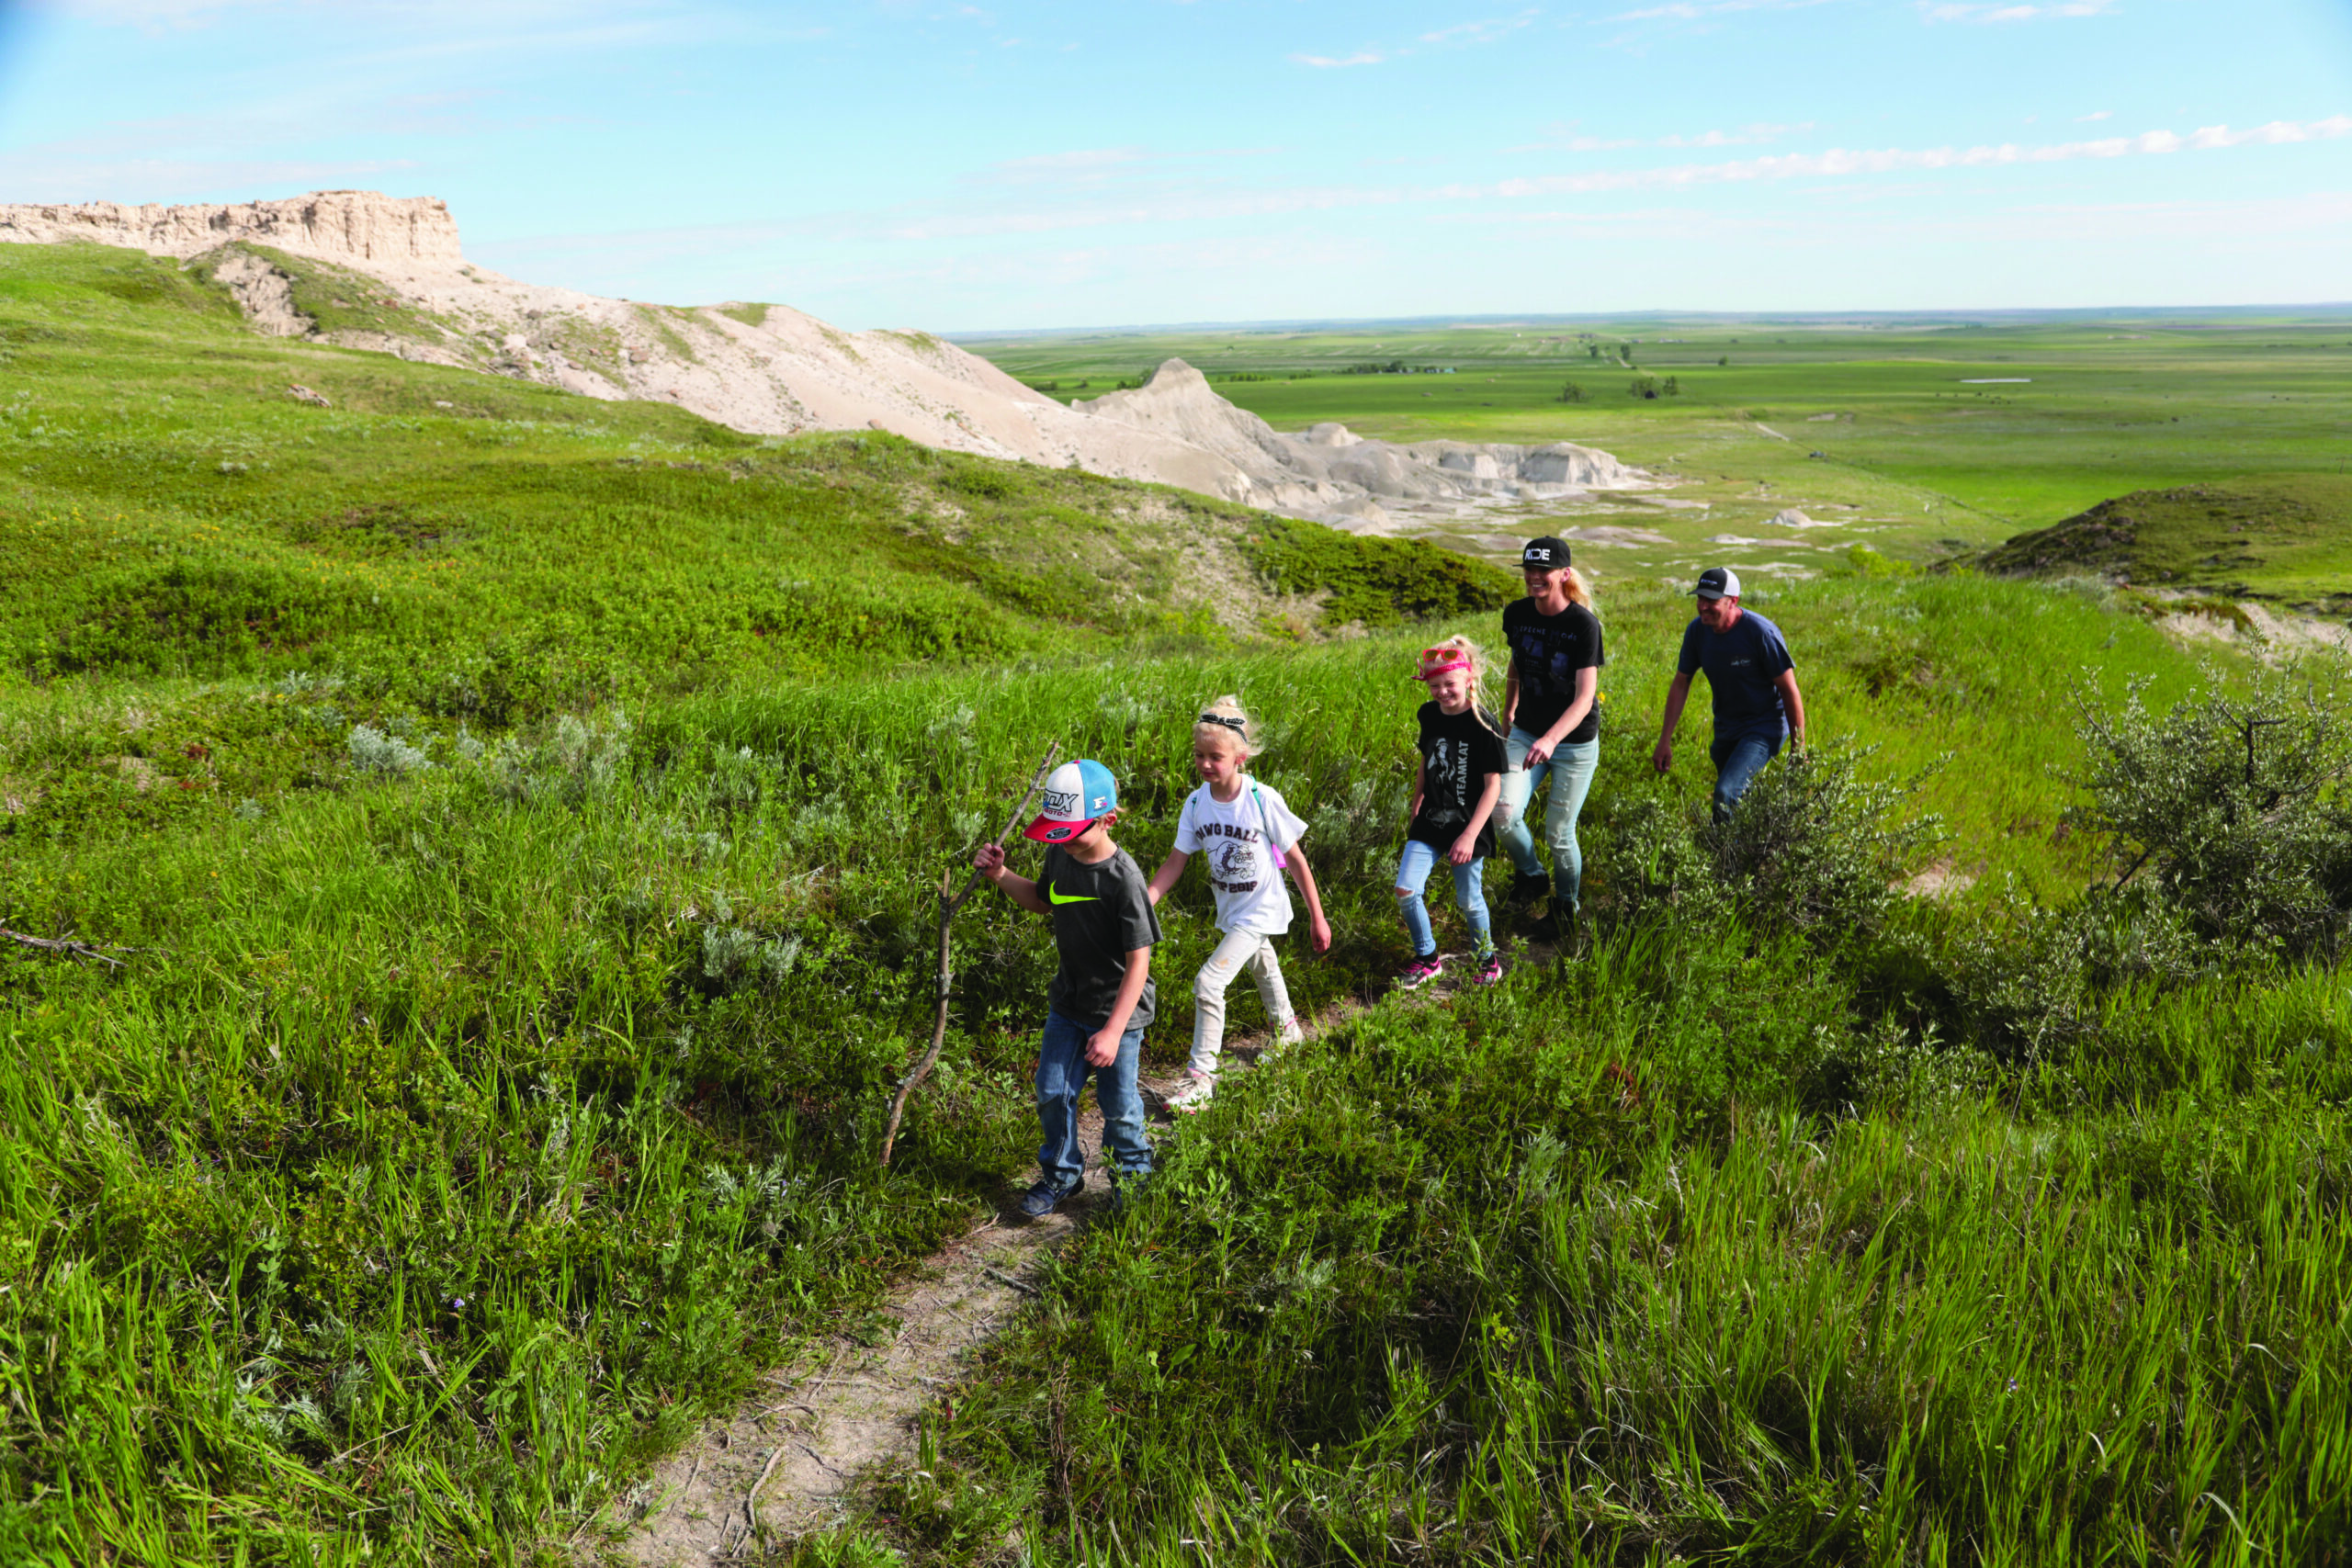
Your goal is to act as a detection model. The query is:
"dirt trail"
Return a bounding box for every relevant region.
[605,936,1549,1562]
[611,1187,1102,1563]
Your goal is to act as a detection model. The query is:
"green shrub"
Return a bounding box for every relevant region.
[1590,743,1941,941]
[2071,663,2352,957]
[1240,517,1515,627]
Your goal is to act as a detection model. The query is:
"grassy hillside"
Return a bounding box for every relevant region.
[1981,474,2352,610]
[3,243,2350,1564]
[0,242,1506,691]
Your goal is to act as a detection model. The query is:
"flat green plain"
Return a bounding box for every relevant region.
[960,311,2352,594]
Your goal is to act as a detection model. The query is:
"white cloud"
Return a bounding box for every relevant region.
[1418,11,1540,46]
[1917,0,2115,21]
[1471,115,2352,197]
[1606,0,1838,21]
[1294,8,1542,67]
[1507,119,1807,153]
[2075,109,2112,121]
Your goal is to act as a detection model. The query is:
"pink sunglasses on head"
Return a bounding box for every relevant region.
[1416,645,1471,681]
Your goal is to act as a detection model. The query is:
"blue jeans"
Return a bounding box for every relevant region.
[1395,837,1492,959]
[1710,729,1785,823]
[1035,1009,1152,1191]
[1496,728,1600,914]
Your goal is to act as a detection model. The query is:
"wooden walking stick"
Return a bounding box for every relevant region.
[880,742,1060,1167]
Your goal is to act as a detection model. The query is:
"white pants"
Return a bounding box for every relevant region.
[1191,928,1294,1076]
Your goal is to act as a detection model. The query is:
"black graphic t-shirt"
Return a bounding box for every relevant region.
[1040,844,1160,1029]
[1503,597,1606,744]
[1408,702,1510,856]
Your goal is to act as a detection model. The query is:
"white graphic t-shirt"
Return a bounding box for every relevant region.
[1174,779,1308,936]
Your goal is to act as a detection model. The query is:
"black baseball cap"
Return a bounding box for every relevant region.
[1521,536,1572,570]
[1694,566,1742,601]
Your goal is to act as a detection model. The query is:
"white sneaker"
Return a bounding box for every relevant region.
[1165,1073,1216,1113]
[1273,1017,1306,1048]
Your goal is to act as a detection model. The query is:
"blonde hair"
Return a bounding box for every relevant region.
[1562,565,1596,610]
[1416,637,1508,739]
[1193,694,1261,761]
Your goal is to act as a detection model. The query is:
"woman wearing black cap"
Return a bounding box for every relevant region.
[1496,536,1605,937]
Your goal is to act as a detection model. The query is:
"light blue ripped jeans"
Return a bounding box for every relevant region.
[1494,728,1600,914]
[1395,837,1492,960]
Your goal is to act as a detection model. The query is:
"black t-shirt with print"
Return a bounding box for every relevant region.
[1503,596,1606,745]
[1039,843,1160,1029]
[1408,702,1510,856]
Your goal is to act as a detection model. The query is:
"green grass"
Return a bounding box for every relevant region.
[713,303,774,330]
[1982,474,2352,609]
[958,312,2352,592]
[4,241,2350,1563]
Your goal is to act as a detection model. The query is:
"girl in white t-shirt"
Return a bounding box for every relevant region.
[1145,694,1333,1112]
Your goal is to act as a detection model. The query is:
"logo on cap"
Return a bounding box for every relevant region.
[1023,760,1120,843]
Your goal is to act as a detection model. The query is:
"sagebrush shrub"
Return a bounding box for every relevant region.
[1591,743,1939,940]
[345,723,430,777]
[2071,663,2352,958]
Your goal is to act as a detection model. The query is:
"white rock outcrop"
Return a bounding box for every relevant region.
[0,190,464,266]
[1074,359,1650,524]
[1,191,1653,534]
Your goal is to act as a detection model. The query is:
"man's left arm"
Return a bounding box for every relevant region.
[1088,949,1151,1066]
[1776,670,1807,749]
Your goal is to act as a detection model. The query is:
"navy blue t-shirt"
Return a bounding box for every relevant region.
[1677,610,1796,740]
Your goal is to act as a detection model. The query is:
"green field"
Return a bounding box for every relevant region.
[959,312,2352,602]
[5,244,2352,1563]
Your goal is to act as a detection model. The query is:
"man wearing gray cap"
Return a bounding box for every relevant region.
[1652,567,1806,822]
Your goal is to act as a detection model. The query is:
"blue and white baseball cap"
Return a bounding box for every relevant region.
[1023,759,1119,844]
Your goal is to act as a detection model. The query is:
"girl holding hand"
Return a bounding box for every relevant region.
[1395,637,1510,988]
[1147,696,1331,1112]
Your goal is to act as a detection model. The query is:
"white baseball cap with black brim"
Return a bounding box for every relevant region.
[1694,567,1741,601]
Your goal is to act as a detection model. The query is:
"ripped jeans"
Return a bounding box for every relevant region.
[1189,927,1294,1077]
[1494,729,1600,914]
[1395,837,1492,960]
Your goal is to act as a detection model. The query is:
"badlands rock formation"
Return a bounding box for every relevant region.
[0,189,463,265]
[1075,360,1647,528]
[0,190,1652,530]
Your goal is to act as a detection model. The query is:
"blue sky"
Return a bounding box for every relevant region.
[0,0,2346,329]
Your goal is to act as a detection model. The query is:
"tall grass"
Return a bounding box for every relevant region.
[4,563,2338,1562]
[6,236,2346,1560]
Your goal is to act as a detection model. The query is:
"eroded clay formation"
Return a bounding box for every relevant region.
[0,190,1650,531]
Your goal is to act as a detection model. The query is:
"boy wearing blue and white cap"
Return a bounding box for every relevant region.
[975,758,1159,1217]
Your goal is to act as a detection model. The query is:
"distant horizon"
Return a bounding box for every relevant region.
[943,301,2352,340]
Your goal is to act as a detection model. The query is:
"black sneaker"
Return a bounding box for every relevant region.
[1520,907,1560,942]
[1508,871,1551,907]
[1016,1177,1081,1219]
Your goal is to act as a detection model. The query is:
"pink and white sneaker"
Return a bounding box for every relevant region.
[1273,1016,1306,1047]
[1396,954,1446,989]
[1472,953,1505,985]
[1164,1072,1217,1113]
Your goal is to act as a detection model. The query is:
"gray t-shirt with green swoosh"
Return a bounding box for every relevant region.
[1041,843,1160,1029]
